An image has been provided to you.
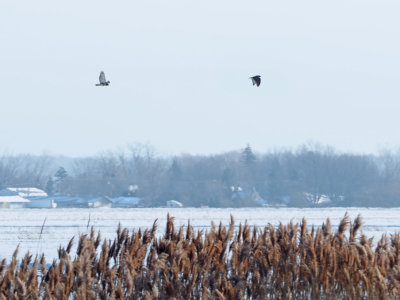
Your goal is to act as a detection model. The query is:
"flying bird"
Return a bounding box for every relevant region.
[96,71,110,86]
[249,75,261,87]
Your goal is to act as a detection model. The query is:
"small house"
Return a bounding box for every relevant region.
[231,186,265,206]
[1,187,55,208]
[51,196,88,208]
[26,197,57,209]
[0,188,31,208]
[110,197,142,208]
[88,196,113,208]
[303,193,334,206]
[0,195,30,208]
[166,200,183,208]
[6,187,47,198]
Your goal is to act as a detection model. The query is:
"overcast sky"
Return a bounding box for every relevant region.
[1,0,400,157]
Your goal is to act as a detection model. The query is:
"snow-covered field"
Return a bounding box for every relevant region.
[1,207,399,261]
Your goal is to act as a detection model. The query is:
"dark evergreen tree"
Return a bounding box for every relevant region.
[242,144,256,167]
[54,167,68,183]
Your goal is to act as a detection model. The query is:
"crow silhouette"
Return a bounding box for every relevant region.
[250,75,261,87]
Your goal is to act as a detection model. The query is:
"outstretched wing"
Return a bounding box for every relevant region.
[99,71,106,84]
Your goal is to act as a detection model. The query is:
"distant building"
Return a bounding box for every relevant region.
[231,186,266,206]
[50,196,88,208]
[88,196,113,208]
[10,188,57,209]
[6,187,47,198]
[303,193,335,205]
[166,200,183,208]
[0,195,30,208]
[26,196,57,209]
[111,197,142,208]
[0,188,36,208]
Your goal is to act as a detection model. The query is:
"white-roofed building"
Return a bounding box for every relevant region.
[25,196,57,208]
[6,187,48,198]
[88,196,113,208]
[0,194,30,208]
[166,200,183,208]
[0,187,54,208]
[110,197,142,208]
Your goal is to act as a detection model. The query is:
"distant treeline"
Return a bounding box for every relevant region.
[1,144,400,207]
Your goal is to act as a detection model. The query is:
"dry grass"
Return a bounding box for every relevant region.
[0,213,400,299]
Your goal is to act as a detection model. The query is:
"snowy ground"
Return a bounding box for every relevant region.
[0,207,399,261]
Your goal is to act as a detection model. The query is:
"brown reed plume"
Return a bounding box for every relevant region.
[0,214,400,299]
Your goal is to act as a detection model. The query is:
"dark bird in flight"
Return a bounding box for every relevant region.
[250,75,261,87]
[96,71,110,86]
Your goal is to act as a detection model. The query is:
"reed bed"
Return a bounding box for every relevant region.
[0,214,400,299]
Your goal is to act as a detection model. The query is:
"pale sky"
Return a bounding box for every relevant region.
[1,0,400,157]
